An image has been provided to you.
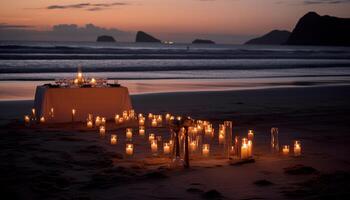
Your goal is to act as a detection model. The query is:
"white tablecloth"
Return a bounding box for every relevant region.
[34,86,132,123]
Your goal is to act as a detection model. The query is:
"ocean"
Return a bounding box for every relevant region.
[0,41,350,100]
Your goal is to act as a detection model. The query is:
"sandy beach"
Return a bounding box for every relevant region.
[1,85,350,199]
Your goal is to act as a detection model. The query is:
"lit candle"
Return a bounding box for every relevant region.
[31,108,36,119]
[165,113,171,121]
[101,117,106,126]
[72,109,76,122]
[148,113,153,119]
[50,107,54,118]
[151,118,157,127]
[248,130,254,140]
[229,145,235,156]
[138,113,143,118]
[95,116,101,127]
[148,133,155,142]
[74,78,79,85]
[241,143,248,159]
[115,114,120,124]
[126,144,133,156]
[190,141,197,153]
[139,126,145,136]
[24,115,30,126]
[294,141,301,156]
[111,134,117,145]
[282,145,290,155]
[202,144,210,157]
[205,125,213,137]
[40,116,45,124]
[129,109,135,119]
[90,78,96,85]
[218,132,225,144]
[126,128,133,140]
[139,117,145,126]
[87,120,93,128]
[156,115,162,124]
[118,117,124,124]
[163,142,170,155]
[99,126,106,137]
[151,140,158,154]
[123,111,128,119]
[247,140,253,157]
[87,114,93,121]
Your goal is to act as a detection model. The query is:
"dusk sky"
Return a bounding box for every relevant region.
[1,0,350,43]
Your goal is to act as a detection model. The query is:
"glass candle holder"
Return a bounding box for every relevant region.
[271,127,279,153]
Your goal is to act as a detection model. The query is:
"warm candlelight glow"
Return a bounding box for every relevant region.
[148,133,155,142]
[115,114,120,124]
[99,126,106,137]
[241,143,249,159]
[139,126,145,136]
[72,109,76,122]
[190,141,197,152]
[87,120,93,128]
[95,116,101,126]
[248,130,254,140]
[294,141,301,156]
[218,132,225,144]
[282,145,290,155]
[90,78,96,85]
[148,113,153,119]
[40,116,45,123]
[31,108,36,118]
[50,107,54,118]
[247,140,253,157]
[126,144,133,156]
[111,134,117,145]
[151,140,158,154]
[139,117,145,126]
[118,117,124,124]
[123,111,128,119]
[126,128,133,140]
[88,114,93,121]
[151,118,157,127]
[163,142,170,155]
[202,144,210,157]
[24,115,30,126]
[165,113,171,121]
[101,117,106,126]
[156,115,162,124]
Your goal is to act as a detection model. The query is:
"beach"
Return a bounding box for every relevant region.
[1,85,350,199]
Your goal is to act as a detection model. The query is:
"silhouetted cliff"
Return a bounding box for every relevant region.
[244,30,291,45]
[96,35,115,42]
[135,31,161,43]
[286,12,350,46]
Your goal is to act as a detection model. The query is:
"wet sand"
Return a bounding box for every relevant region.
[1,85,350,199]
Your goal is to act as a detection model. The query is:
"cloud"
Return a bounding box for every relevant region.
[303,0,350,4]
[0,23,33,29]
[46,2,129,11]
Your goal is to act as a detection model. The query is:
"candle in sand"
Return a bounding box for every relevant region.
[111,134,117,145]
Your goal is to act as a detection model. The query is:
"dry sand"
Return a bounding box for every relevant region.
[1,85,350,199]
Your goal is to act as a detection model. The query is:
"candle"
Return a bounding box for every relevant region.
[218,132,225,144]
[163,142,170,155]
[74,78,79,85]
[99,126,106,137]
[24,115,30,126]
[31,108,36,119]
[111,134,117,145]
[247,140,253,157]
[90,78,96,85]
[248,130,254,140]
[148,113,153,119]
[126,143,133,156]
[101,117,106,126]
[205,125,213,137]
[282,145,290,155]
[50,107,54,118]
[294,141,301,156]
[77,72,83,79]
[241,143,248,159]
[87,114,93,121]
[129,109,135,119]
[190,141,197,153]
[123,111,128,119]
[95,116,101,126]
[151,140,158,154]
[126,128,133,140]
[202,144,210,157]
[115,114,120,124]
[169,139,174,152]
[151,118,157,127]
[40,116,45,123]
[156,115,162,124]
[139,126,145,136]
[118,117,124,124]
[139,117,145,126]
[229,145,235,156]
[170,116,175,121]
[148,133,155,142]
[138,113,143,118]
[165,113,171,121]
[72,109,76,122]
[87,120,93,128]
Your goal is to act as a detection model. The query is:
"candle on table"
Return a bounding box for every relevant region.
[282,145,290,155]
[88,114,93,121]
[151,118,157,127]
[31,108,36,119]
[24,115,30,126]
[156,115,162,124]
[111,134,117,145]
[163,142,170,155]
[165,113,171,121]
[115,114,120,124]
[95,116,101,126]
[90,78,96,85]
[294,141,301,156]
[190,141,197,153]
[129,109,135,119]
[139,117,145,126]
[126,144,133,156]
[87,120,93,128]
[148,133,155,142]
[148,113,153,119]
[71,109,76,122]
[50,107,54,118]
[101,117,106,126]
[138,113,143,118]
[126,128,133,140]
[248,130,254,141]
[202,144,210,157]
[151,140,158,154]
[139,126,145,136]
[123,111,128,119]
[229,145,235,156]
[40,116,45,124]
[241,143,248,159]
[99,126,106,138]
[118,117,124,124]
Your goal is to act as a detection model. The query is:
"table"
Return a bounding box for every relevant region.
[34,86,133,123]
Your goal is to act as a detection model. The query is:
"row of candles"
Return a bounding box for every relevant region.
[282,141,302,156]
